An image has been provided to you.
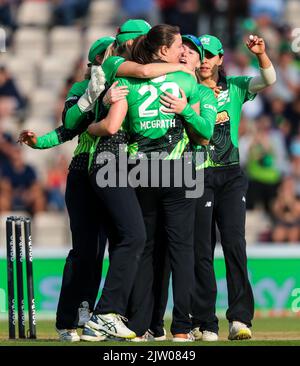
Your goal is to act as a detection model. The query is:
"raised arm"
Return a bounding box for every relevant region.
[246,35,276,93]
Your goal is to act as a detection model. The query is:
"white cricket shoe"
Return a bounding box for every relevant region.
[80,324,107,342]
[130,329,167,342]
[228,321,252,340]
[56,328,80,342]
[148,328,167,341]
[202,330,219,341]
[87,313,136,339]
[191,327,202,341]
[78,301,91,327]
[173,332,195,342]
[129,332,150,342]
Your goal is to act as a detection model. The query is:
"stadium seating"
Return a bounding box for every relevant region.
[40,57,76,92]
[88,0,116,26]
[3,0,292,247]
[14,28,48,61]
[0,116,20,139]
[32,212,71,248]
[17,1,51,27]
[28,90,58,120]
[49,27,82,60]
[245,209,272,245]
[0,212,29,251]
[84,26,117,55]
[285,0,300,28]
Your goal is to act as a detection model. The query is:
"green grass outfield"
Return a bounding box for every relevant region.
[1,317,300,346]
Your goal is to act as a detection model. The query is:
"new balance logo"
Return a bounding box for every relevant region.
[242,196,246,202]
[205,201,212,207]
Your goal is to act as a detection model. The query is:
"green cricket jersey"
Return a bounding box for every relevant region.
[65,80,98,160]
[102,56,126,85]
[204,75,256,168]
[103,55,217,143]
[116,72,201,159]
[88,56,130,174]
[33,79,98,171]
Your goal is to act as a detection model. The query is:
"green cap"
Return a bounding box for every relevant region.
[88,36,115,64]
[182,34,204,61]
[116,19,151,45]
[199,34,224,56]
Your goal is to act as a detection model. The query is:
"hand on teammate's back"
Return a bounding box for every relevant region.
[103,81,129,107]
[160,88,188,114]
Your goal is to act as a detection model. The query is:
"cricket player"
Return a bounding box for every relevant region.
[18,37,116,342]
[190,34,276,341]
[88,24,211,342]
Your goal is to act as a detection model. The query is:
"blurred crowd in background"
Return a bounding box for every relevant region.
[0,0,300,245]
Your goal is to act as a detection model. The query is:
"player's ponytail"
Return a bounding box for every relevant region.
[131,35,154,64]
[103,41,117,62]
[131,24,181,64]
[110,40,133,60]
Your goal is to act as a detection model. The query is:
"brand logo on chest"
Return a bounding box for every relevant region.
[216,111,230,125]
[217,89,230,106]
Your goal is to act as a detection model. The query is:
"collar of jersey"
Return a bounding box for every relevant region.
[217,73,228,91]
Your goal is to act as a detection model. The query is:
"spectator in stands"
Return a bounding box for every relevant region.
[0,65,26,118]
[250,0,285,23]
[269,97,289,129]
[52,0,91,26]
[227,49,264,119]
[0,129,15,165]
[158,0,177,24]
[0,0,17,30]
[118,0,160,25]
[55,58,86,122]
[46,154,68,211]
[270,44,300,103]
[250,14,281,60]
[0,129,15,212]
[0,146,46,214]
[246,114,290,213]
[271,176,300,243]
[290,128,300,197]
[158,0,199,34]
[285,94,300,138]
[291,156,300,198]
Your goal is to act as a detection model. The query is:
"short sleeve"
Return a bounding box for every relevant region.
[67,80,89,99]
[114,77,130,89]
[230,76,256,103]
[102,56,126,85]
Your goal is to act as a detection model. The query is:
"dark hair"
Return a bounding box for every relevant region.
[218,63,227,79]
[112,41,133,59]
[131,24,180,64]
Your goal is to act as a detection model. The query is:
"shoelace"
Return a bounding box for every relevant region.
[115,314,129,323]
[65,329,77,335]
[188,331,195,340]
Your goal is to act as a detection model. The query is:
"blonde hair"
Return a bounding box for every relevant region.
[102,41,117,63]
